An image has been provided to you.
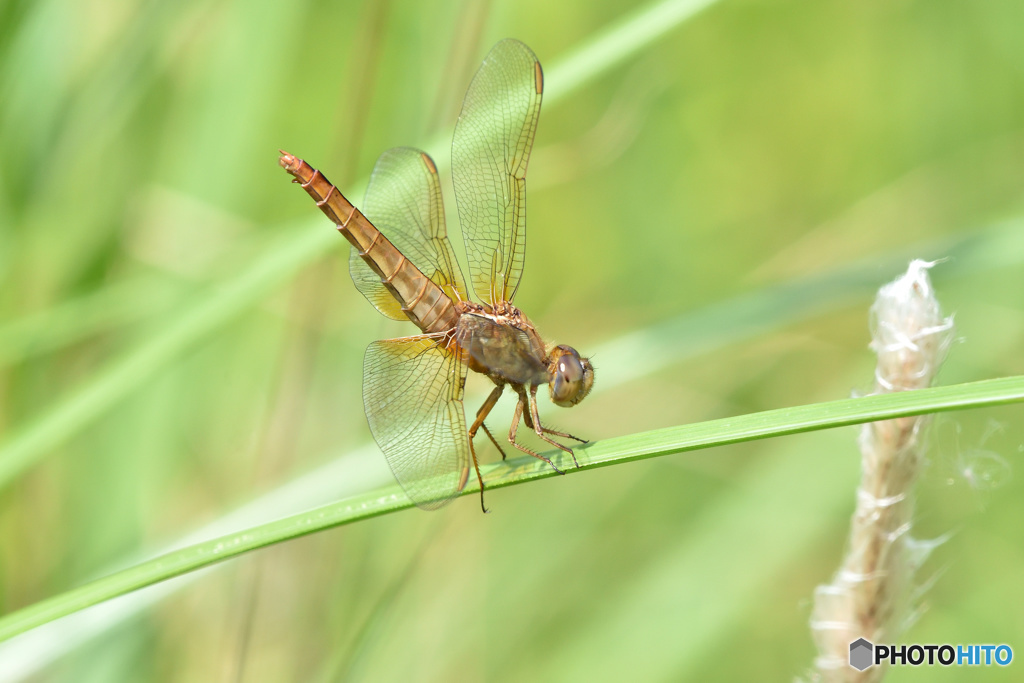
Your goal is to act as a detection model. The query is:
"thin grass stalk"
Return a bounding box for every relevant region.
[2,373,1024,643]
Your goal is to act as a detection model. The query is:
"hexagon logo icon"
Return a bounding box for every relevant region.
[849,638,874,671]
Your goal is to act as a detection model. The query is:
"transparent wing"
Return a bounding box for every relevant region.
[363,334,470,510]
[351,147,468,320]
[452,39,543,306]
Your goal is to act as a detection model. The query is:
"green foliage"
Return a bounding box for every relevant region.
[2,0,1023,680]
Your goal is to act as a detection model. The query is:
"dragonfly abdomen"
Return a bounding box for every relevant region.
[279,152,459,334]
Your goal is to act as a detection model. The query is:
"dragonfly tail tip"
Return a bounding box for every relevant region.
[278,150,298,170]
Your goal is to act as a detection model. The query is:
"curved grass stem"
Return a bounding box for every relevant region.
[0,374,1022,642]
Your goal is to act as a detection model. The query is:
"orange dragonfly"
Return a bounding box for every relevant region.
[280,39,593,512]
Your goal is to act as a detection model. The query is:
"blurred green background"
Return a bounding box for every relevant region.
[1,0,1023,680]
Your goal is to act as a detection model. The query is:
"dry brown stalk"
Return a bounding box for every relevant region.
[807,260,955,682]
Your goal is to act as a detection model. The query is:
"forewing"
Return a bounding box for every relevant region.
[351,147,468,320]
[363,335,470,510]
[452,39,543,306]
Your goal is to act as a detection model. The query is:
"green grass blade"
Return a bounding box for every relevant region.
[0,374,1021,642]
[0,0,722,492]
[0,226,334,490]
[545,0,719,99]
[542,430,855,682]
[0,278,181,367]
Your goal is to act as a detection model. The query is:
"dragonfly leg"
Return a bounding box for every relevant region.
[529,386,581,469]
[516,396,585,443]
[466,384,504,513]
[522,412,586,447]
[468,385,504,443]
[508,396,565,475]
[539,425,588,444]
[481,423,509,460]
[466,436,489,514]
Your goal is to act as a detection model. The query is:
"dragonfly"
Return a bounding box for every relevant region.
[279,39,593,512]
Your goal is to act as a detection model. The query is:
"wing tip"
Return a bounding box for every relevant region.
[420,152,438,175]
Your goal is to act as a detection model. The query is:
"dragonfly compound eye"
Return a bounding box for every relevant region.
[549,346,594,407]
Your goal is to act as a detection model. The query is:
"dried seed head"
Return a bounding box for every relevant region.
[806,260,955,682]
[869,259,954,392]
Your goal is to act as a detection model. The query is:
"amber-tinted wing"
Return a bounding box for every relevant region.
[363,335,470,510]
[452,39,543,306]
[351,147,468,320]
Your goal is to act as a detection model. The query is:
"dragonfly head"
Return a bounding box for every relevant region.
[547,345,594,408]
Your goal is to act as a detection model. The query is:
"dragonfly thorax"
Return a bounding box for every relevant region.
[454,302,548,386]
[453,301,593,408]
